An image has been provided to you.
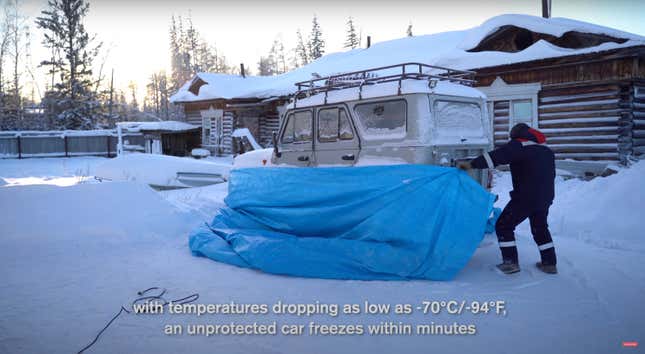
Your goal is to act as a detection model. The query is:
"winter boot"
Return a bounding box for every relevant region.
[496,261,520,274]
[535,262,557,274]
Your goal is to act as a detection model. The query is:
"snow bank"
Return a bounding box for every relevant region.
[233,148,275,169]
[0,156,106,187]
[95,154,231,188]
[0,182,189,242]
[550,161,645,250]
[492,160,645,251]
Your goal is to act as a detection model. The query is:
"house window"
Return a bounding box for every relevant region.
[477,77,541,147]
[201,115,211,145]
[511,99,533,124]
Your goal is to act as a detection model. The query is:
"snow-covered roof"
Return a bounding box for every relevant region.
[116,121,199,132]
[170,14,645,104]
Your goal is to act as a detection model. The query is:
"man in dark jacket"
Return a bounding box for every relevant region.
[458,123,557,275]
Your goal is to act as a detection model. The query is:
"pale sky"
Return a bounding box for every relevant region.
[13,0,645,103]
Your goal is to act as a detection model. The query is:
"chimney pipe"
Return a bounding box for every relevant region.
[366,36,371,48]
[240,63,246,78]
[542,0,551,18]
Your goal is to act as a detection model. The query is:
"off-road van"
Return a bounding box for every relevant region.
[271,63,492,187]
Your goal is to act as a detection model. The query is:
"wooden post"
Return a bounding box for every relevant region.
[108,69,114,118]
[366,36,371,48]
[64,135,69,157]
[542,0,551,18]
[240,63,246,78]
[17,135,21,159]
[106,135,111,157]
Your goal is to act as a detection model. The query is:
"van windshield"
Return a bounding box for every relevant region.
[434,100,484,139]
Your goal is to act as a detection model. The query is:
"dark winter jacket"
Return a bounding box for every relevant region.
[471,125,555,207]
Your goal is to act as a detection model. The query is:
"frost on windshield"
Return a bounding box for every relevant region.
[354,100,406,138]
[434,101,483,138]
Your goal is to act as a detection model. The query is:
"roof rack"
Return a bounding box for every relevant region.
[292,62,476,105]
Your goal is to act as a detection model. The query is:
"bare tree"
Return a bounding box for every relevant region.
[0,4,12,112]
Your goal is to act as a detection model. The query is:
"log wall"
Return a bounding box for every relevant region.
[632,81,645,157]
[180,100,280,154]
[537,82,631,162]
[476,47,644,163]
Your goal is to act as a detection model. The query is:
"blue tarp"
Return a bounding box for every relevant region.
[189,165,497,281]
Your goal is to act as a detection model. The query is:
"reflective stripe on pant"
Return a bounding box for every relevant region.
[495,199,556,265]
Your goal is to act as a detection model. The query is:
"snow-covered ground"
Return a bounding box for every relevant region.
[0,157,643,354]
[0,156,105,187]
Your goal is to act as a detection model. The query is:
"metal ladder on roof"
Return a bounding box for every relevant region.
[292,62,476,106]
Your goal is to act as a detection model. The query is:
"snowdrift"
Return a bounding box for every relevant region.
[550,160,645,251]
[95,154,231,188]
[189,165,496,280]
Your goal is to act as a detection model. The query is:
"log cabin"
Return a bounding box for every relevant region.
[170,14,644,172]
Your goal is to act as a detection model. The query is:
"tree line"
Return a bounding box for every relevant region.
[0,0,416,131]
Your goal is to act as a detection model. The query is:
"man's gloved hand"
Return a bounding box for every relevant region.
[456,160,472,171]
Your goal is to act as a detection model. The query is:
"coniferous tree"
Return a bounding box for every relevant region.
[257,56,274,76]
[0,8,9,110]
[169,15,185,92]
[168,14,233,91]
[295,28,309,66]
[344,16,358,49]
[308,15,325,60]
[272,37,286,74]
[36,0,102,129]
[143,71,169,119]
[263,37,286,75]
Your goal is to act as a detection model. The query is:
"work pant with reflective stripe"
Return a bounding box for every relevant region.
[495,199,556,265]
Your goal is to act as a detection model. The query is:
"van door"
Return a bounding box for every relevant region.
[315,106,359,165]
[275,109,314,166]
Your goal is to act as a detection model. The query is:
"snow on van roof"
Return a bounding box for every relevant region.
[170,14,645,104]
[286,80,485,109]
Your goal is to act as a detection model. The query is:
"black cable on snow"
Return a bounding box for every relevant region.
[77,287,199,353]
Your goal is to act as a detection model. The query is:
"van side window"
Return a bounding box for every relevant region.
[339,109,353,140]
[318,107,354,143]
[354,100,406,138]
[282,110,313,143]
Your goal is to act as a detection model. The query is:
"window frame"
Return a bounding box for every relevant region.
[477,77,541,133]
[317,106,354,143]
[281,109,313,144]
